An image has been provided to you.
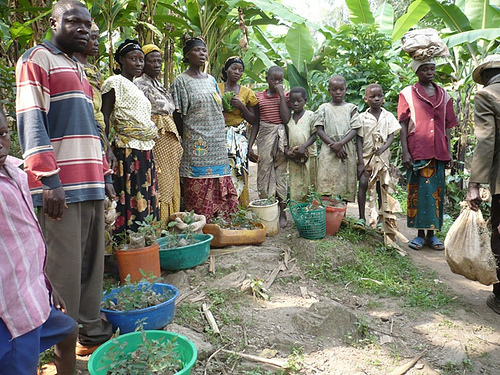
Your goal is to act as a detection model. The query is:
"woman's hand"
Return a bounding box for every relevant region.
[230,96,245,110]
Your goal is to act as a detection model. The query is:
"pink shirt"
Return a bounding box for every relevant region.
[0,156,51,338]
[398,82,457,161]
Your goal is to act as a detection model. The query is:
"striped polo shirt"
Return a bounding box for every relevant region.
[256,90,289,125]
[16,41,111,206]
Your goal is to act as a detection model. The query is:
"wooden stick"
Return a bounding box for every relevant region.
[263,262,286,290]
[202,303,220,334]
[388,351,425,375]
[209,255,215,274]
[176,286,200,305]
[204,344,230,375]
[221,350,287,368]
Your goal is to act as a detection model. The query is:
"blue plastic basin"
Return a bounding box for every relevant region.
[100,283,179,334]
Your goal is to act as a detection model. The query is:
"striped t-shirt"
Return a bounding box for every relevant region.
[256,90,289,125]
[16,41,111,206]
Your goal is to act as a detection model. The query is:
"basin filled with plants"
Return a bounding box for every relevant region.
[100,278,179,334]
[157,231,213,270]
[88,329,197,375]
[204,208,266,247]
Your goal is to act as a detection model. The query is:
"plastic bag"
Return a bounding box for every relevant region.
[168,211,206,234]
[444,203,498,286]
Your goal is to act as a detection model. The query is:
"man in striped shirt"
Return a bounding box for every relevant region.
[0,109,77,373]
[16,0,114,355]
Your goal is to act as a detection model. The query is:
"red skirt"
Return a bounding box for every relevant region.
[183,176,238,222]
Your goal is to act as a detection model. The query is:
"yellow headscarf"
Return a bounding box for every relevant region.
[142,44,162,56]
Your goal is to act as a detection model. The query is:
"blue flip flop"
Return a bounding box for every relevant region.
[426,235,445,251]
[408,236,425,250]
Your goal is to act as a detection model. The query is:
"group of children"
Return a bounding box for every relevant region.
[253,68,400,230]
[254,61,455,252]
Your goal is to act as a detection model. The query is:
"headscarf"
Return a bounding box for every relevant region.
[113,39,143,74]
[90,20,99,32]
[411,58,435,73]
[221,56,245,81]
[182,37,206,62]
[142,44,162,57]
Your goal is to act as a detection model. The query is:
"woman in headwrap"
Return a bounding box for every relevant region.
[218,56,258,207]
[135,44,182,219]
[398,57,457,251]
[101,39,159,235]
[170,37,238,221]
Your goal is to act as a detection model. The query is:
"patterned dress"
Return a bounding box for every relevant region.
[102,74,159,234]
[218,83,258,206]
[315,102,360,201]
[170,73,238,221]
[287,110,318,201]
[135,74,183,219]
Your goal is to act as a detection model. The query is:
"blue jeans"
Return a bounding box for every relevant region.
[0,307,77,374]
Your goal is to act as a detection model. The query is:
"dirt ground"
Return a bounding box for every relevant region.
[73,162,500,374]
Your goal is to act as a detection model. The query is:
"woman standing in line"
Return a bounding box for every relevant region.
[218,56,258,207]
[135,44,183,219]
[101,39,159,234]
[170,37,238,221]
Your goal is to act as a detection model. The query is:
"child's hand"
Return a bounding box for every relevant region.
[249,147,259,163]
[374,147,382,156]
[336,147,347,159]
[275,83,285,97]
[51,287,67,313]
[296,145,307,156]
[328,142,342,153]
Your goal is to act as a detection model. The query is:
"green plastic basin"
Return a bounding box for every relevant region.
[88,330,197,375]
[157,234,213,270]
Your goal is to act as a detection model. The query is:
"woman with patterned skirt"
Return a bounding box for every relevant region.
[170,38,238,221]
[218,56,258,207]
[102,39,159,235]
[135,44,182,219]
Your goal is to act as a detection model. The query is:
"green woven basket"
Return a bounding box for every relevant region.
[289,201,326,240]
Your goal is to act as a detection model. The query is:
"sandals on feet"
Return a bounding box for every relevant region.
[426,235,445,251]
[408,236,425,250]
[353,218,366,230]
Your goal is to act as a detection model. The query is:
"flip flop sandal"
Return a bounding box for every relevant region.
[408,236,425,250]
[353,218,367,230]
[426,235,445,251]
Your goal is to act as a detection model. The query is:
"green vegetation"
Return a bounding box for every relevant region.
[304,227,454,310]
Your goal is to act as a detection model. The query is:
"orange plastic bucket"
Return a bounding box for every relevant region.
[325,205,346,236]
[115,242,161,283]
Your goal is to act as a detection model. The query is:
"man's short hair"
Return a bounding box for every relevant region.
[52,0,87,19]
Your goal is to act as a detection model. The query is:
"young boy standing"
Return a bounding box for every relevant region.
[286,86,317,201]
[315,75,361,202]
[0,109,77,374]
[357,83,400,229]
[248,66,291,228]
[398,60,457,250]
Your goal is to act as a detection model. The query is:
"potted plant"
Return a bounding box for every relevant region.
[204,207,266,247]
[88,328,197,375]
[248,196,279,236]
[113,215,164,283]
[100,274,179,334]
[321,195,347,236]
[157,220,213,271]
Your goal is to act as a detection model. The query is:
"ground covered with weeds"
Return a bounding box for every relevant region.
[62,219,500,375]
